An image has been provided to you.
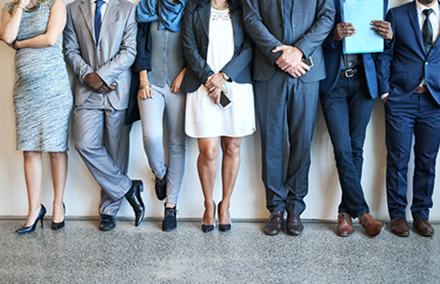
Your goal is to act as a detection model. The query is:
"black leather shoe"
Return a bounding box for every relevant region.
[51,203,65,231]
[286,212,304,235]
[16,204,46,234]
[99,214,116,231]
[162,205,177,232]
[264,211,283,236]
[155,171,167,201]
[125,180,145,227]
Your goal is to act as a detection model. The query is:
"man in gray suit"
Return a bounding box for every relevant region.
[243,0,335,235]
[64,0,145,231]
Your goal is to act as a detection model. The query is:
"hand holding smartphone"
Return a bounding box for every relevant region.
[219,91,233,110]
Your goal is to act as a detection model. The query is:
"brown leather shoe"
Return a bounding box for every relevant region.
[390,217,409,237]
[286,212,304,235]
[414,218,434,237]
[359,212,385,237]
[264,211,283,236]
[337,213,353,237]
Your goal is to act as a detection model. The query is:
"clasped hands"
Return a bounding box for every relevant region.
[205,73,227,104]
[84,72,116,94]
[272,46,310,78]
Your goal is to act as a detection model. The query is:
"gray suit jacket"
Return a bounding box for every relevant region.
[64,0,138,110]
[243,0,335,82]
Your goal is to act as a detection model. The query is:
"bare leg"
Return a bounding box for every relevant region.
[165,202,175,208]
[23,151,43,227]
[197,137,220,225]
[219,137,242,225]
[49,152,68,223]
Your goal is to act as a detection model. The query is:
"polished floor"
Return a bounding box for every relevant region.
[0,218,439,284]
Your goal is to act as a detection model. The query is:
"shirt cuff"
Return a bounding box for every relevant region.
[380,93,389,100]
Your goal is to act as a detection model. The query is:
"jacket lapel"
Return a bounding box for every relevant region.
[197,1,211,38]
[428,1,440,56]
[278,0,284,23]
[408,1,425,54]
[98,0,120,46]
[79,0,95,44]
[230,8,241,51]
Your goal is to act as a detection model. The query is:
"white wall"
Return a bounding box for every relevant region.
[1,0,437,221]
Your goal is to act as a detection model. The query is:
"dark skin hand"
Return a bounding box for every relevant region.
[370,20,393,41]
[84,72,116,94]
[332,22,356,41]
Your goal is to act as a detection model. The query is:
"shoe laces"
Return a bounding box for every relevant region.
[164,207,177,218]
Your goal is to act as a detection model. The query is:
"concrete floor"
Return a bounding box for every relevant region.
[0,219,439,284]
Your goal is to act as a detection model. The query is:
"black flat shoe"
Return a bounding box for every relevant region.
[201,201,216,233]
[51,203,65,231]
[16,204,46,234]
[99,214,116,231]
[125,180,145,227]
[218,201,231,232]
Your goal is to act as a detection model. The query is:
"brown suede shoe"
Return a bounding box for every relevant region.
[414,218,434,237]
[337,213,353,237]
[264,211,283,236]
[359,212,385,237]
[390,217,409,237]
[286,212,304,235]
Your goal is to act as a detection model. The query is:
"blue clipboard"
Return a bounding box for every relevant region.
[342,0,384,54]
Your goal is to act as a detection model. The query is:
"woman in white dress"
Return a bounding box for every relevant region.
[181,0,255,232]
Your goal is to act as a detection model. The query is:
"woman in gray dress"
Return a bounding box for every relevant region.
[0,0,73,233]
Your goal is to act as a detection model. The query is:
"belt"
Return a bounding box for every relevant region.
[415,86,429,93]
[339,68,359,78]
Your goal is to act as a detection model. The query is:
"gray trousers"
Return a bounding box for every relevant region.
[138,84,186,204]
[74,93,132,216]
[255,69,319,215]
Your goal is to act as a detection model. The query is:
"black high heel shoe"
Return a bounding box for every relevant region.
[218,201,231,232]
[16,204,46,234]
[51,203,65,230]
[201,201,216,233]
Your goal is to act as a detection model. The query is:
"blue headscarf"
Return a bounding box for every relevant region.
[136,0,188,32]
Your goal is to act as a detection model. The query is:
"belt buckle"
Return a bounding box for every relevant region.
[344,69,355,78]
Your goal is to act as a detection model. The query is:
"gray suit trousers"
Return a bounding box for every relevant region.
[74,93,132,216]
[255,69,319,215]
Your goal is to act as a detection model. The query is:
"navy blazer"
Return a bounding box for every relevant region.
[181,0,254,93]
[320,0,388,98]
[376,0,440,105]
[243,0,335,82]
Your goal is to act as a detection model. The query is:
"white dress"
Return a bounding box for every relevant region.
[185,8,256,138]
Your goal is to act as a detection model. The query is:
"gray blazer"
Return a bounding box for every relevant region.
[64,0,138,110]
[181,0,254,93]
[243,0,335,82]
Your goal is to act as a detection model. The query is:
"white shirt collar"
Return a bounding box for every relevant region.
[416,1,440,17]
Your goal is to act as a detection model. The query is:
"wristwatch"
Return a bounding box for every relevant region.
[221,72,231,82]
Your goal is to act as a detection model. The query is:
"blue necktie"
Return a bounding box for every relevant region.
[94,0,104,45]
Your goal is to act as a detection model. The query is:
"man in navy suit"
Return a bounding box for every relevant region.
[243,0,335,235]
[320,0,392,237]
[377,0,440,237]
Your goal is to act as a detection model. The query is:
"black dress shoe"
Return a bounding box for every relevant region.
[264,211,283,236]
[286,212,304,235]
[125,180,145,227]
[16,205,47,234]
[155,170,167,201]
[51,203,65,231]
[162,205,177,232]
[99,214,116,231]
[202,201,216,233]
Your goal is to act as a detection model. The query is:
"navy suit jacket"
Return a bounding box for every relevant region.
[181,0,254,93]
[320,0,388,98]
[243,0,335,82]
[376,0,440,105]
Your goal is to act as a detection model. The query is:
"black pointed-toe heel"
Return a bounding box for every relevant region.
[16,204,47,234]
[218,201,231,232]
[201,201,216,233]
[51,203,65,231]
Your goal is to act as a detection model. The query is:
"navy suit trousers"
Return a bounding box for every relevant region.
[385,92,440,219]
[255,69,319,215]
[320,74,373,218]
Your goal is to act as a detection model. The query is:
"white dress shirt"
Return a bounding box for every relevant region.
[381,1,440,100]
[91,0,109,26]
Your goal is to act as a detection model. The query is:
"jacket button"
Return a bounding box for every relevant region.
[425,62,429,65]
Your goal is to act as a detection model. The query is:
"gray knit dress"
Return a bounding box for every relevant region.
[7,0,73,152]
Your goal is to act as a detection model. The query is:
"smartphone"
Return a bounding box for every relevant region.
[302,57,314,67]
[219,91,233,110]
